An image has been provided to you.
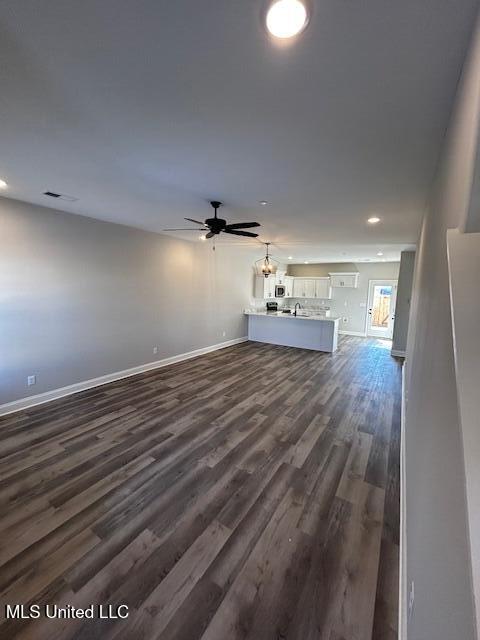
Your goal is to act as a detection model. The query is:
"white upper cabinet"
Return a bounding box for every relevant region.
[284,276,294,298]
[254,274,337,299]
[292,277,333,299]
[266,276,276,298]
[303,279,316,298]
[315,278,333,299]
[254,275,276,298]
[292,278,303,298]
[292,278,315,298]
[329,272,359,288]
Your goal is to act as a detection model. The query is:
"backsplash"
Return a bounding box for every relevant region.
[249,298,331,312]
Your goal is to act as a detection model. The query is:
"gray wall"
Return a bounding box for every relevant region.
[447,229,480,626]
[391,251,415,354]
[404,12,480,640]
[288,261,400,334]
[287,262,359,277]
[0,197,255,406]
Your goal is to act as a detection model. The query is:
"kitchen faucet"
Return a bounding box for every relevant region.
[294,302,302,317]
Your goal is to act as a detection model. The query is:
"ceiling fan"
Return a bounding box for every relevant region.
[163,201,260,238]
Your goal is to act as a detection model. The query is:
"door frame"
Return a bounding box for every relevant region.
[365,279,398,338]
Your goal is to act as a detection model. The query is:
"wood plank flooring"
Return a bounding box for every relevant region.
[0,336,401,640]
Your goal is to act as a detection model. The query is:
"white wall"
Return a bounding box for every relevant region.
[404,11,480,640]
[447,229,480,628]
[288,261,400,334]
[0,197,256,406]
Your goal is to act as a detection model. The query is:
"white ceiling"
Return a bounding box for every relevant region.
[0,0,477,261]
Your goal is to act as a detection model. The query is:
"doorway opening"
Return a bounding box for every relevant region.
[366,279,398,339]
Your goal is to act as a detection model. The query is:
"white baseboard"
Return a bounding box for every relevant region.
[399,362,408,640]
[0,337,248,417]
[338,330,367,337]
[391,349,406,357]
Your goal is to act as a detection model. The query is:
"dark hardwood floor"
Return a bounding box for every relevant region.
[0,336,401,640]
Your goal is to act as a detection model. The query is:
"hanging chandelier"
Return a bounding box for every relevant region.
[255,242,280,278]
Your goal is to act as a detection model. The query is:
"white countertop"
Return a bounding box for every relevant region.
[245,310,340,323]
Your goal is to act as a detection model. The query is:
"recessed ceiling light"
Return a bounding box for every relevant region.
[199,234,207,241]
[266,0,308,39]
[259,200,268,206]
[0,179,8,189]
[377,251,384,256]
[288,256,293,260]
[304,260,309,264]
[368,217,381,224]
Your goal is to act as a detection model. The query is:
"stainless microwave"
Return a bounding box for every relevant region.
[275,284,286,298]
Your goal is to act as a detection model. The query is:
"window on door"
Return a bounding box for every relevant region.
[371,285,392,329]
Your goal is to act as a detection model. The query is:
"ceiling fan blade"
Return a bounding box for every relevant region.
[184,217,207,226]
[225,222,260,230]
[206,231,215,239]
[163,228,203,231]
[223,229,259,238]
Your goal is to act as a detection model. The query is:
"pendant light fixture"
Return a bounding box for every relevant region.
[255,242,280,277]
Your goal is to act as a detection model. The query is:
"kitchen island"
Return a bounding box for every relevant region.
[245,311,340,353]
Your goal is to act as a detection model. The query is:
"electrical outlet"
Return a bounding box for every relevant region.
[27,375,36,386]
[153,346,158,355]
[408,581,415,621]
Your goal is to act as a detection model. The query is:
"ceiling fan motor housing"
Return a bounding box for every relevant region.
[206,201,224,234]
[205,217,227,233]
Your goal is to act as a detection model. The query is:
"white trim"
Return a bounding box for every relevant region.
[0,337,248,417]
[391,349,406,357]
[399,362,408,640]
[338,330,367,337]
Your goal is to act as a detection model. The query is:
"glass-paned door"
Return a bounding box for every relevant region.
[366,280,398,339]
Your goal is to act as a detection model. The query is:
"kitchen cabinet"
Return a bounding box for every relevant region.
[292,277,332,299]
[315,278,333,299]
[293,278,316,298]
[255,275,334,299]
[284,276,294,298]
[329,272,359,288]
[246,312,339,353]
[254,275,276,299]
[267,277,276,298]
[292,278,302,297]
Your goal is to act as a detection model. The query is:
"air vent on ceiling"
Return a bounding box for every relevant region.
[43,191,78,202]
